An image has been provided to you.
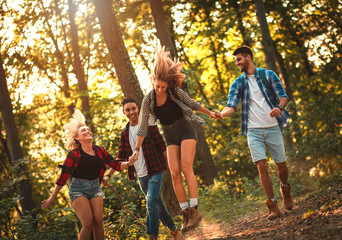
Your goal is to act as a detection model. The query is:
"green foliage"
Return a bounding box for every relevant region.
[0,0,341,238]
[11,207,77,240]
[102,172,147,238]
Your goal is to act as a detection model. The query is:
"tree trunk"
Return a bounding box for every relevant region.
[68,0,93,128]
[0,55,35,215]
[272,42,303,160]
[231,1,253,47]
[210,41,226,96]
[276,3,314,77]
[255,0,278,72]
[149,0,178,58]
[92,0,144,104]
[272,42,296,153]
[149,0,218,186]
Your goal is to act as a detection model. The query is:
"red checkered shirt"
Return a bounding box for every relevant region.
[117,123,167,180]
[56,145,122,186]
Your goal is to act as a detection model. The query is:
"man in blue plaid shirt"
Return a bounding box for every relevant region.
[215,46,294,220]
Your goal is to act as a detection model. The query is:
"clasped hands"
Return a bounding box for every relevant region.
[209,111,223,120]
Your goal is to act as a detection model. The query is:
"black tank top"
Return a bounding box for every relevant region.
[154,94,183,125]
[72,148,103,180]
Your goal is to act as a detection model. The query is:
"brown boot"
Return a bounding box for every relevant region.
[186,206,202,229]
[179,209,189,232]
[280,183,293,210]
[170,229,184,240]
[266,199,282,220]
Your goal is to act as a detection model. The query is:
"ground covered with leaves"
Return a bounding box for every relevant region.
[183,183,342,240]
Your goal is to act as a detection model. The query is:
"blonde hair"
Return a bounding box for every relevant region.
[63,109,86,150]
[151,47,185,88]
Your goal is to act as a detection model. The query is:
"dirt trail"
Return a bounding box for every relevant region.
[182,183,342,240]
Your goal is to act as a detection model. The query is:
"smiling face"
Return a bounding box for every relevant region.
[153,79,168,96]
[235,53,250,73]
[123,102,139,125]
[75,125,92,142]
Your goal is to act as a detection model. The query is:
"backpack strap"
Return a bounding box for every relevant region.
[258,68,279,104]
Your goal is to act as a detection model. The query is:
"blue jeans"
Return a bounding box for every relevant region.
[138,171,176,238]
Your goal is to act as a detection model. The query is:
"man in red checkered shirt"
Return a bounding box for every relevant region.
[103,97,183,240]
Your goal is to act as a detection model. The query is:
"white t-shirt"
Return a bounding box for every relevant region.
[129,125,148,178]
[247,74,278,128]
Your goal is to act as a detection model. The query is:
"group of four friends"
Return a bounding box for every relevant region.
[42,45,294,240]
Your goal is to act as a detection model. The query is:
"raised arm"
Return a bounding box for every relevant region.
[177,88,217,119]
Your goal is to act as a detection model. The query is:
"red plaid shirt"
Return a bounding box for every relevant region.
[117,123,167,180]
[56,145,122,186]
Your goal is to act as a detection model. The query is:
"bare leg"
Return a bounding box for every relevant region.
[275,162,288,185]
[256,159,274,200]
[72,196,93,240]
[167,145,187,203]
[90,197,104,240]
[180,139,197,199]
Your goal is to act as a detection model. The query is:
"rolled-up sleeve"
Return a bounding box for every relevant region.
[177,88,201,110]
[268,70,289,100]
[137,93,151,137]
[226,79,241,110]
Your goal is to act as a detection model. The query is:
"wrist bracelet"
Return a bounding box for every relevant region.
[127,161,131,167]
[134,147,139,151]
[105,174,111,178]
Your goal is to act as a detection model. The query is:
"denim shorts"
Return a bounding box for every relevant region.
[247,125,286,163]
[162,117,197,146]
[69,177,104,203]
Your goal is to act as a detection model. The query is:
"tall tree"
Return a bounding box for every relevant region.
[92,0,144,104]
[271,1,314,77]
[255,0,278,72]
[0,55,35,215]
[230,1,253,47]
[68,0,93,127]
[149,0,218,185]
[149,0,178,58]
[93,0,181,215]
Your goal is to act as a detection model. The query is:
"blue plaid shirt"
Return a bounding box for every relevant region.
[226,67,290,135]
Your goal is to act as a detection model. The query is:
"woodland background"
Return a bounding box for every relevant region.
[0,0,341,239]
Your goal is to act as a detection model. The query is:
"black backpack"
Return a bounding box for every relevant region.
[237,68,279,104]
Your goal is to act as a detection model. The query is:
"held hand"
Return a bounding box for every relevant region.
[41,197,55,210]
[128,155,138,165]
[208,111,219,119]
[131,149,139,159]
[214,110,223,119]
[270,107,282,118]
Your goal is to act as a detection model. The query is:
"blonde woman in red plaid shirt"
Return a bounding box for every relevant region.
[42,109,135,240]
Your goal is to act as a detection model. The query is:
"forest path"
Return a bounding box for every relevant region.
[182,183,342,240]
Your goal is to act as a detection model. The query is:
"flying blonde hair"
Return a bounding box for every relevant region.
[151,47,185,88]
[63,109,86,150]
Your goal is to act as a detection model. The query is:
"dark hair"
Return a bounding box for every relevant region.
[233,45,253,61]
[121,96,137,107]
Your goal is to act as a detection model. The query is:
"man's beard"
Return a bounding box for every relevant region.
[241,62,249,72]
